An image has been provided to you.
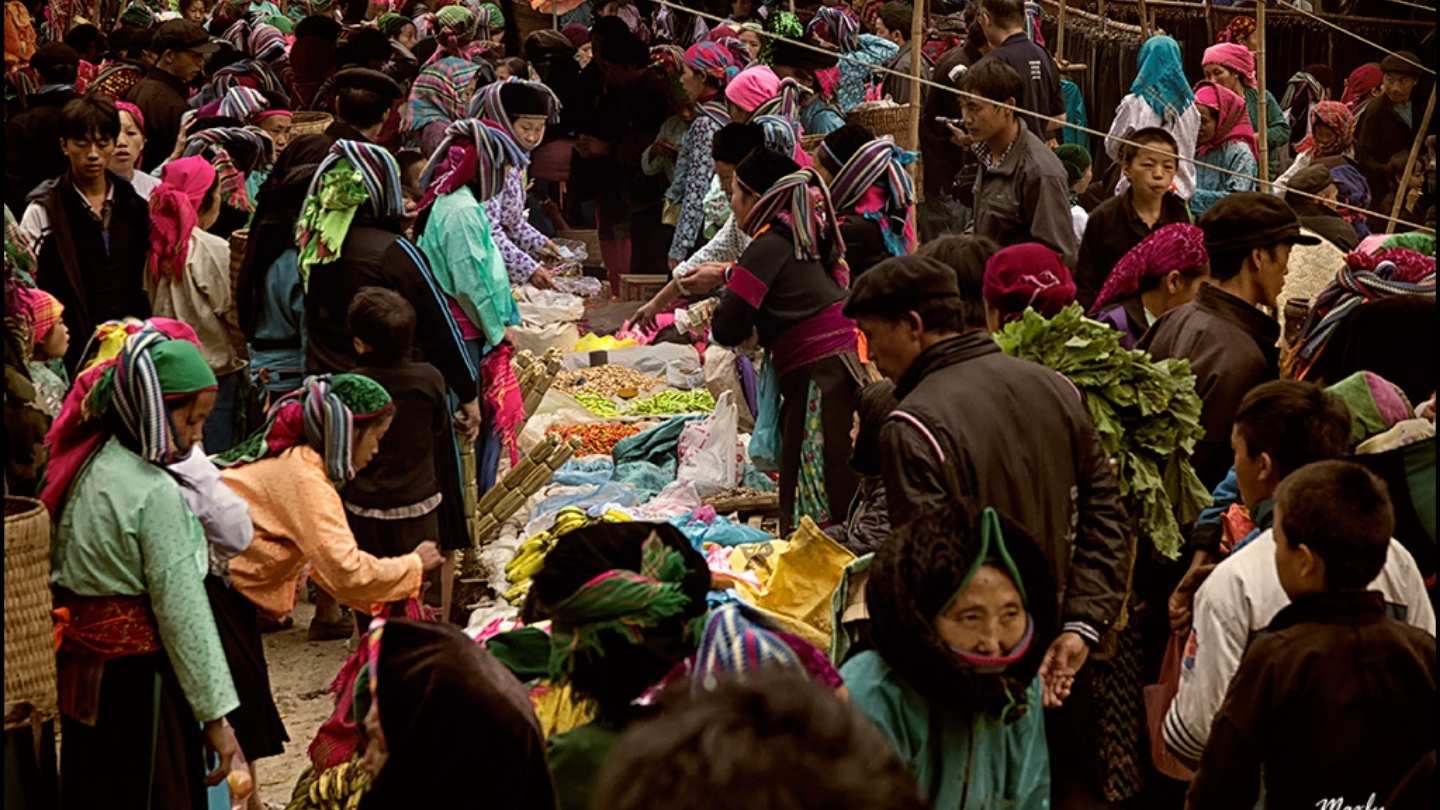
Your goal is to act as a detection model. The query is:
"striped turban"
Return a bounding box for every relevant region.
[417,118,529,210]
[294,140,407,285]
[248,22,288,62]
[827,136,918,257]
[468,78,561,148]
[218,86,270,121]
[806,5,859,52]
[105,329,219,466]
[739,168,846,263]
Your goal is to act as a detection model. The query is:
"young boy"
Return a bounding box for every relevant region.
[1186,461,1436,809]
[342,287,456,625]
[1074,126,1192,307]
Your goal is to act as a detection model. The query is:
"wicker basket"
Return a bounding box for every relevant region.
[5,497,57,730]
[847,104,916,151]
[290,111,333,138]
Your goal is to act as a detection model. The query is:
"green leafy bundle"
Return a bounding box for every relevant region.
[993,305,1212,559]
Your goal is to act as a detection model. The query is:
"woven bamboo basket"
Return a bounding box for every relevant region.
[229,228,247,296]
[848,104,915,150]
[5,497,57,730]
[290,111,333,138]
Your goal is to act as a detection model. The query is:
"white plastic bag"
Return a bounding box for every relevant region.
[516,286,585,325]
[676,390,739,497]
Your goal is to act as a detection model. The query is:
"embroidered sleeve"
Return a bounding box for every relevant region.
[484,169,540,284]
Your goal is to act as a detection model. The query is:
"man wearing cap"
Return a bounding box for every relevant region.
[323,67,405,145]
[1141,191,1318,508]
[5,43,79,216]
[126,19,218,169]
[1283,164,1358,252]
[1354,51,1424,202]
[845,251,1130,706]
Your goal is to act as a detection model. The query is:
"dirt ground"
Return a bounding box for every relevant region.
[255,602,352,807]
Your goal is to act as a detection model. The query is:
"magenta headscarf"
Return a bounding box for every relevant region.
[1194,80,1259,162]
[1202,43,1255,88]
[725,64,780,114]
[1092,223,1209,313]
[148,156,218,281]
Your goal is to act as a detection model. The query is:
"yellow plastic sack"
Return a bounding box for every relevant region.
[573,333,637,352]
[731,517,856,652]
[529,680,597,739]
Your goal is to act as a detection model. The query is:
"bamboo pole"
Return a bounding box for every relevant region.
[1136,0,1152,37]
[909,0,923,144]
[1386,85,1436,234]
[1056,0,1067,64]
[1256,0,1269,190]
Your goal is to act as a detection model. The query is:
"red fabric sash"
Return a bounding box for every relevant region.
[52,591,163,725]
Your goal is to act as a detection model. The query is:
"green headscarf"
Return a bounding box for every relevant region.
[377,12,411,37]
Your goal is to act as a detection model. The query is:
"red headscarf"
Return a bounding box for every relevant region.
[1194,80,1259,162]
[1092,223,1208,314]
[148,156,218,281]
[1341,63,1383,113]
[1215,16,1255,46]
[1294,100,1356,158]
[1202,43,1255,88]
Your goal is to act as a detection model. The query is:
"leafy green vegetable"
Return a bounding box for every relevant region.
[993,305,1211,559]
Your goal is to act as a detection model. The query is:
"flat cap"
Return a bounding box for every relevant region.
[152,19,219,54]
[333,67,405,101]
[1379,51,1424,79]
[1287,164,1336,196]
[844,255,960,317]
[1199,192,1321,254]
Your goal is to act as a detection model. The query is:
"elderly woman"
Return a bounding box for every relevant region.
[1090,223,1210,348]
[1201,42,1289,180]
[1274,100,1357,194]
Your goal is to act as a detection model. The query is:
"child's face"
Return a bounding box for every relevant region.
[402,160,424,195]
[1125,144,1177,200]
[496,64,512,80]
[934,563,1026,657]
[353,413,394,471]
[1273,503,1324,600]
[184,0,206,23]
[39,320,69,360]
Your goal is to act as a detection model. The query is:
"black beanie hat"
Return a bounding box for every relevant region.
[817,123,875,174]
[735,146,801,195]
[499,81,554,117]
[712,122,765,164]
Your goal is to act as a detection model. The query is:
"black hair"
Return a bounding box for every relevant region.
[1137,258,1208,294]
[1388,150,1417,181]
[499,57,531,78]
[963,20,987,63]
[914,234,999,329]
[107,26,153,61]
[734,146,800,195]
[63,24,105,59]
[396,147,426,179]
[59,96,121,141]
[602,28,649,69]
[1207,243,1283,283]
[879,2,913,40]
[348,286,416,365]
[31,43,80,85]
[852,380,897,477]
[589,15,631,59]
[956,56,1022,108]
[978,0,1025,28]
[1121,126,1180,164]
[336,87,392,129]
[523,522,710,720]
[867,500,1057,716]
[338,27,392,68]
[593,672,928,810]
[711,122,764,164]
[410,37,438,65]
[295,15,344,40]
[1234,380,1352,483]
[1275,460,1393,590]
[817,123,875,175]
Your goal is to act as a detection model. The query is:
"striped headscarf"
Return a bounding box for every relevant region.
[183,126,275,210]
[683,40,739,84]
[739,168,846,263]
[752,113,809,168]
[294,140,407,285]
[403,56,490,134]
[95,329,218,468]
[692,602,802,692]
[218,85,270,121]
[215,373,394,486]
[827,136,917,257]
[432,5,477,58]
[1293,249,1436,379]
[1091,223,1208,313]
[416,118,529,210]
[546,531,694,679]
[377,12,411,37]
[806,5,859,52]
[467,78,561,148]
[1294,101,1356,159]
[475,2,504,35]
[753,77,805,121]
[248,22,288,62]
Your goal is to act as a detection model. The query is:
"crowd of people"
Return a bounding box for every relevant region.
[2,0,1436,808]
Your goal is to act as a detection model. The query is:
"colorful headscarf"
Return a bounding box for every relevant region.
[738,168,846,264]
[1194,80,1259,162]
[294,141,406,286]
[827,136,917,257]
[753,77,805,120]
[183,126,275,210]
[5,205,37,286]
[983,243,1078,321]
[416,118,529,210]
[1331,164,1373,234]
[1092,223,1208,313]
[1326,371,1416,448]
[1341,63,1383,113]
[432,5,477,57]
[1293,249,1436,380]
[467,78,561,148]
[475,1,504,33]
[725,64,780,113]
[404,56,490,133]
[215,373,394,485]
[114,100,145,135]
[13,287,63,346]
[247,22,288,62]
[3,1,36,71]
[377,12,411,37]
[806,5,859,53]
[148,156,219,282]
[218,85,270,121]
[683,40,739,84]
[117,0,154,28]
[691,602,802,691]
[1202,43,1255,88]
[1294,100,1355,159]
[753,113,806,166]
[546,530,694,679]
[1131,35,1194,121]
[1215,15,1255,46]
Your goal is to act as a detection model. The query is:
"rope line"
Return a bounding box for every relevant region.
[1373,0,1437,12]
[654,0,1435,234]
[1273,0,1435,77]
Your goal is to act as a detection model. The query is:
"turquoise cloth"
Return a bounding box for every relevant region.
[1193,139,1258,216]
[800,96,846,136]
[610,415,702,467]
[1243,86,1291,180]
[836,34,898,112]
[1060,79,1089,151]
[841,651,1051,809]
[1130,36,1194,121]
[418,185,520,350]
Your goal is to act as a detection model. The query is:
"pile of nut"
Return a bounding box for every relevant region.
[555,365,664,398]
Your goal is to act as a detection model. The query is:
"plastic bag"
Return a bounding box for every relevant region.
[664,357,705,390]
[516,286,585,325]
[507,322,580,358]
[748,353,782,473]
[676,391,739,497]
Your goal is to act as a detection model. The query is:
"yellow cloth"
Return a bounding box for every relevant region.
[730,517,856,652]
[573,333,637,352]
[529,680,597,739]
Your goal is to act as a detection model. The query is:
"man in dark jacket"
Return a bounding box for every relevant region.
[1354,51,1424,203]
[1283,164,1359,252]
[876,1,932,107]
[5,44,79,216]
[125,19,217,169]
[19,96,151,373]
[1187,460,1435,810]
[974,0,1063,140]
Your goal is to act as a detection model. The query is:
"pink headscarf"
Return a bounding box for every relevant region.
[148,156,218,281]
[1194,80,1259,162]
[725,64,780,114]
[115,100,145,133]
[1202,43,1255,88]
[1092,223,1208,313]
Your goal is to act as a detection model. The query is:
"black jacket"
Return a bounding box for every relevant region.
[1074,189,1192,308]
[304,222,478,403]
[1187,590,1435,810]
[4,85,75,216]
[1139,284,1279,493]
[27,173,152,373]
[1355,94,1418,203]
[979,32,1063,139]
[877,330,1131,636]
[711,224,846,350]
[125,67,192,172]
[839,214,890,279]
